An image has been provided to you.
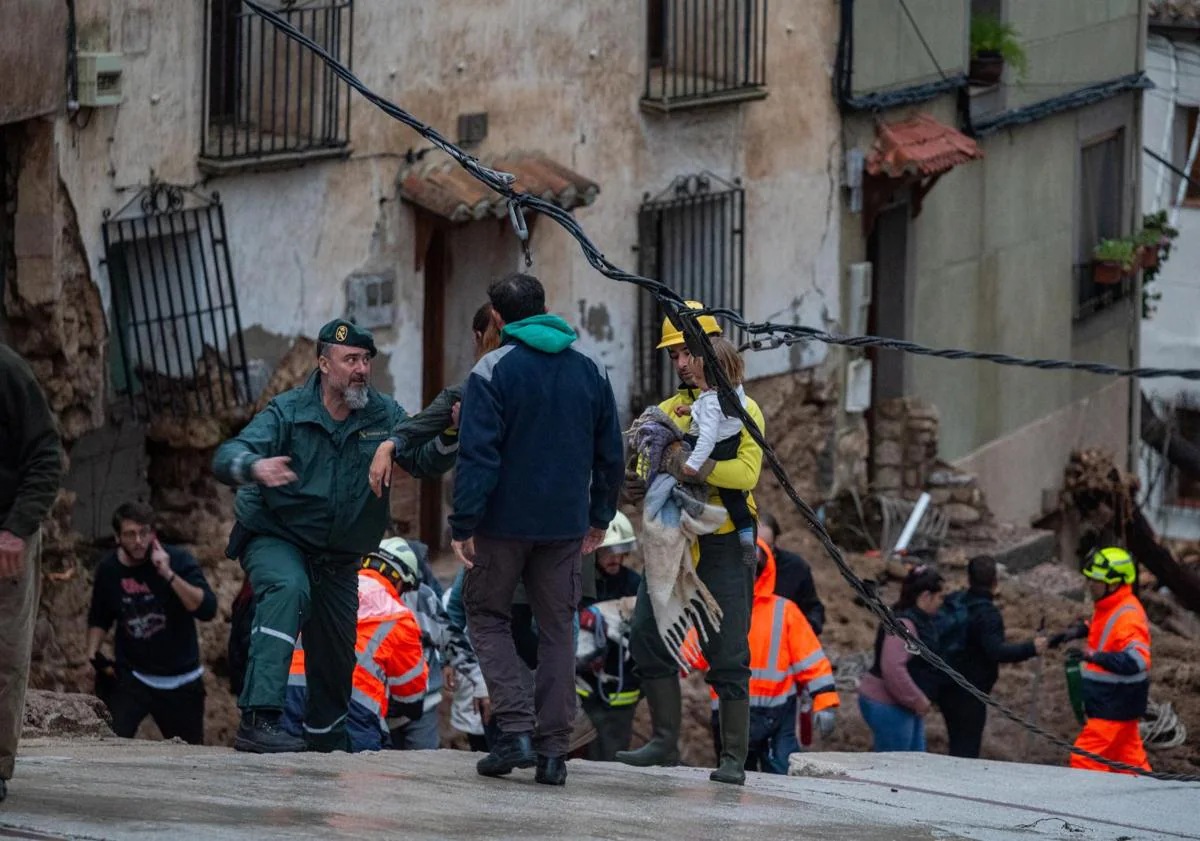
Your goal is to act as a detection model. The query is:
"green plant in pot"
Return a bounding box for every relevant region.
[1092,238,1136,286]
[970,14,1028,85]
[1140,210,1180,318]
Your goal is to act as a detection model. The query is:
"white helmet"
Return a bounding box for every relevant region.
[600,511,636,554]
[362,537,422,594]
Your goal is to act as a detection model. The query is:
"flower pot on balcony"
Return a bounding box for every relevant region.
[1092,260,1125,286]
[969,52,1005,86]
[1141,245,1160,270]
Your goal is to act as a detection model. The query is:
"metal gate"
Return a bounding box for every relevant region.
[102,184,251,419]
[634,172,745,412]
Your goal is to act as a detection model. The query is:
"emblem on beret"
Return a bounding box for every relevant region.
[335,324,349,342]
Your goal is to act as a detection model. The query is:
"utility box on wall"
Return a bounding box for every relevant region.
[345,273,395,329]
[77,52,124,107]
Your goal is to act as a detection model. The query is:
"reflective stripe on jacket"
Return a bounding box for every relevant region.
[686,543,838,711]
[1082,584,1150,722]
[284,569,428,751]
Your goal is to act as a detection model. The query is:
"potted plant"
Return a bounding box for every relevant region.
[1140,210,1180,319]
[970,14,1028,86]
[1139,209,1179,270]
[1134,226,1162,269]
[1092,238,1136,285]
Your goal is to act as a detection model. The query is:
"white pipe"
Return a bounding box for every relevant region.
[892,492,931,555]
[1153,37,1178,210]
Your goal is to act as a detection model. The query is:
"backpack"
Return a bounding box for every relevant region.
[934,590,971,659]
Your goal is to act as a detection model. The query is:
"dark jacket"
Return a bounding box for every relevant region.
[212,371,456,557]
[450,315,624,542]
[0,344,63,539]
[579,566,642,707]
[773,546,825,636]
[949,587,1037,694]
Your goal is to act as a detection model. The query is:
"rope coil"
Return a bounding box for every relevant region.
[242,0,1198,783]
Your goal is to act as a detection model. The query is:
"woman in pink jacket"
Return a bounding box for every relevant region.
[857,566,945,752]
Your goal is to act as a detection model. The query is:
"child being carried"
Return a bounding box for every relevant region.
[677,336,757,566]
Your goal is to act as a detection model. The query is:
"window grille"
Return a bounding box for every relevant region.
[634,173,745,411]
[201,0,353,166]
[644,0,769,110]
[102,185,252,419]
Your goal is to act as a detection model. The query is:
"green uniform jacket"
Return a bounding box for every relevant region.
[212,372,456,557]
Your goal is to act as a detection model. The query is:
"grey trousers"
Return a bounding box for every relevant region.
[0,531,41,781]
[464,536,582,755]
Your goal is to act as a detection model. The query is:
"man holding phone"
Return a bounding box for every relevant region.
[86,502,217,744]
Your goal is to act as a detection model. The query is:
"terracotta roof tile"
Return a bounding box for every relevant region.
[400,152,600,223]
[1150,0,1200,24]
[865,113,983,179]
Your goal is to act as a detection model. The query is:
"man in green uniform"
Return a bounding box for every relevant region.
[213,320,457,753]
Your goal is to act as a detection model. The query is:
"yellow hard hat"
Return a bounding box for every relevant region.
[1082,547,1136,586]
[657,300,722,349]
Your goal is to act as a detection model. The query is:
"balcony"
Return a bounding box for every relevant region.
[642,0,769,113]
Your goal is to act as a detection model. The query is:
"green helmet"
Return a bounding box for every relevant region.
[1082,546,1136,586]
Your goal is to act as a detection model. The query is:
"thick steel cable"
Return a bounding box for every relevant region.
[243,1,1200,783]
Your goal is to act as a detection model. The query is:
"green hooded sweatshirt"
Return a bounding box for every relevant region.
[501,314,577,353]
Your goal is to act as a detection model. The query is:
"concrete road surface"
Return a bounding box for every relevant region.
[0,739,1196,841]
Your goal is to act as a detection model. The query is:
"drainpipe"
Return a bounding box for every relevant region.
[1129,0,1148,477]
[66,0,79,114]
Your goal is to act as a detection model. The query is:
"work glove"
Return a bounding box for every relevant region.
[622,458,647,505]
[814,709,837,737]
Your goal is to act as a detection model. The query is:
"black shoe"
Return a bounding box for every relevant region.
[476,731,535,777]
[535,754,567,786]
[0,778,7,803]
[234,710,307,754]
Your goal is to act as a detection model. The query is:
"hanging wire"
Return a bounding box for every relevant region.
[242,0,1200,782]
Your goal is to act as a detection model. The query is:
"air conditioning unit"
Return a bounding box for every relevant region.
[77,52,124,108]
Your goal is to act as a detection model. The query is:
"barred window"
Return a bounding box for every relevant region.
[634,173,745,411]
[201,0,353,171]
[1075,130,1129,320]
[102,185,252,419]
[644,0,769,112]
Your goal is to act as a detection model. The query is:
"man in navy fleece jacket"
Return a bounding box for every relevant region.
[451,272,623,786]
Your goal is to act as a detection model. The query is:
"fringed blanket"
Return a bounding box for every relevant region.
[627,407,726,670]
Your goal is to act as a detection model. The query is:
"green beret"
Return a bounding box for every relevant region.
[317,319,377,358]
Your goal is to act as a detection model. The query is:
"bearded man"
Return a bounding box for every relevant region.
[213,319,458,753]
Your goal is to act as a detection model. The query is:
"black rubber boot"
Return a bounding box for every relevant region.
[234,710,307,754]
[615,677,681,767]
[476,731,536,777]
[535,754,567,786]
[709,699,750,785]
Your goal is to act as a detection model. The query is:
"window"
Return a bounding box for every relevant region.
[642,0,769,111]
[634,173,745,411]
[1075,130,1128,320]
[201,0,353,169]
[1164,404,1200,508]
[102,185,252,419]
[1181,107,1200,205]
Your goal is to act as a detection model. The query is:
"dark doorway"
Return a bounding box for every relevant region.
[420,229,448,549]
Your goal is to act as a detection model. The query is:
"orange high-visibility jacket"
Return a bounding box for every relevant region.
[1081,584,1150,722]
[286,568,428,751]
[685,542,839,712]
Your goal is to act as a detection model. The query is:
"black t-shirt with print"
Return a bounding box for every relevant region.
[87,546,217,677]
